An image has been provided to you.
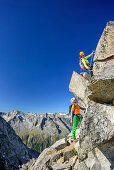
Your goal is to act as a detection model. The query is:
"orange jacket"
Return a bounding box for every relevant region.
[71,104,80,116]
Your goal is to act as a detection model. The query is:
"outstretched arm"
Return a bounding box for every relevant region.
[85,53,92,59]
[85,51,94,59]
[80,106,86,111]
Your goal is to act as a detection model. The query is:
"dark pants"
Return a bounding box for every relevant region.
[87,66,93,78]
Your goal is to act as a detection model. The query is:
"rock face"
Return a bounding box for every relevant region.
[1,110,71,153]
[87,78,114,104]
[94,21,114,61]
[79,101,114,160]
[0,117,39,170]
[87,21,114,104]
[93,21,114,78]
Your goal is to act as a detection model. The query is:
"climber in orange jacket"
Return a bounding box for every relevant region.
[70,98,86,142]
[79,51,94,77]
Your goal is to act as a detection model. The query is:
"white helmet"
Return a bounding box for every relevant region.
[70,97,76,103]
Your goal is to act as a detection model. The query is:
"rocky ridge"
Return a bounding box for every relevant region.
[19,132,80,170]
[0,117,39,170]
[24,21,114,170]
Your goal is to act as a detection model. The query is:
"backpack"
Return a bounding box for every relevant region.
[79,57,91,70]
[69,104,73,114]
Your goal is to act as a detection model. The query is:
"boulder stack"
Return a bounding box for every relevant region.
[69,21,114,170]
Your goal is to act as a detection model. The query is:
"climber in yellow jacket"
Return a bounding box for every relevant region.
[79,51,94,77]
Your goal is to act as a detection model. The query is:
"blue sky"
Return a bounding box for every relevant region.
[0,0,114,113]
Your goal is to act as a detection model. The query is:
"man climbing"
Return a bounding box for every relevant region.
[70,98,85,142]
[79,51,94,77]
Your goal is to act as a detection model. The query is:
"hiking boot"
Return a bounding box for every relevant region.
[73,138,79,143]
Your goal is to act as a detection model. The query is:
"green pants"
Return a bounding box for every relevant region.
[72,115,81,139]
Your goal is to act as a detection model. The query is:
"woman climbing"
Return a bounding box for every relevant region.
[79,51,94,77]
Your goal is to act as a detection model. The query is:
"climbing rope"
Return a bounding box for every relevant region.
[90,50,95,65]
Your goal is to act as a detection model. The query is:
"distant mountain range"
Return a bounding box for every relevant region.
[0,110,72,153]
